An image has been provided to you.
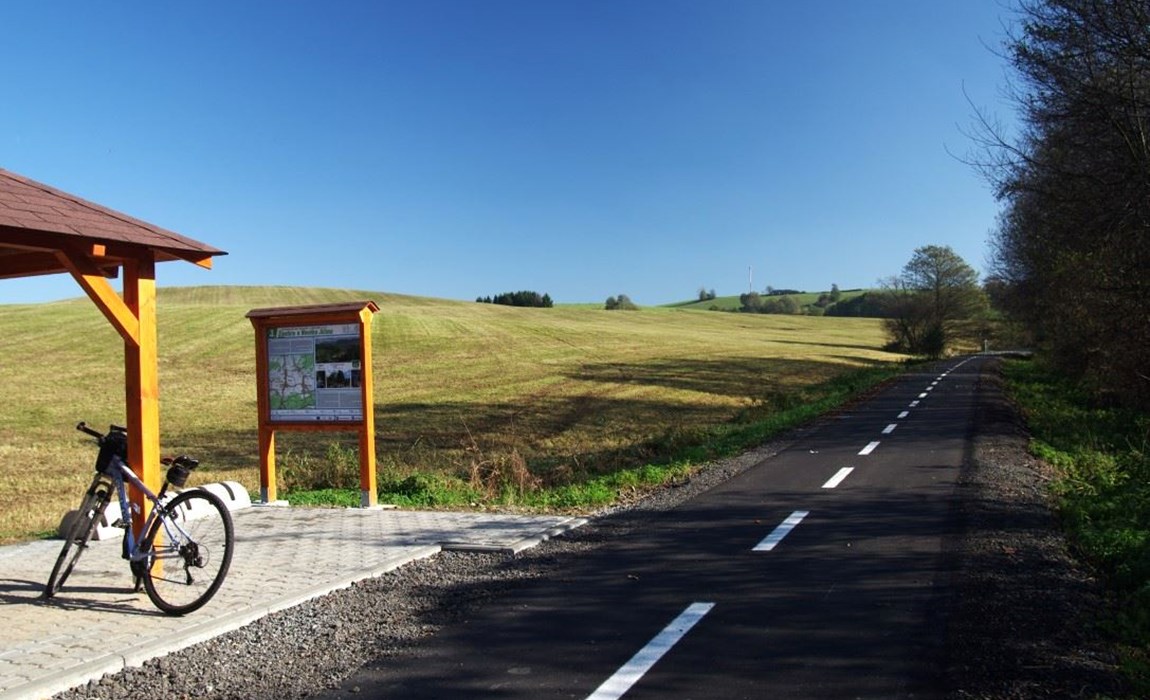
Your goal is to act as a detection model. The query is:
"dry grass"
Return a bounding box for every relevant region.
[0,286,902,542]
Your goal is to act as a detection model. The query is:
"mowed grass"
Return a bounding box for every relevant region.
[0,286,902,543]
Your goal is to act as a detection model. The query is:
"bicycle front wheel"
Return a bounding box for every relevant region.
[44,478,112,598]
[140,489,234,615]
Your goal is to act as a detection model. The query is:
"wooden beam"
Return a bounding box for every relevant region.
[166,249,215,269]
[55,249,140,345]
[0,226,74,251]
[0,251,70,278]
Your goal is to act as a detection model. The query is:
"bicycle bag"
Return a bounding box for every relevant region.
[165,456,199,488]
[166,463,190,488]
[95,428,129,474]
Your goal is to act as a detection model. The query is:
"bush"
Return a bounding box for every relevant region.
[739,292,762,313]
[605,294,638,310]
[826,292,891,318]
[281,442,360,491]
[762,295,800,315]
[740,293,799,315]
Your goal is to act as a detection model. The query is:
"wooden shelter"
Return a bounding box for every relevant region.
[0,168,226,530]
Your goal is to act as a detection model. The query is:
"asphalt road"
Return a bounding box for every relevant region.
[319,356,989,699]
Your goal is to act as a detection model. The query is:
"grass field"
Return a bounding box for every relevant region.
[0,285,903,543]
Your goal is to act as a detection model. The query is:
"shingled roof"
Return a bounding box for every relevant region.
[0,168,226,280]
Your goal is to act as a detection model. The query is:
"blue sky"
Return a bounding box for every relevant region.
[1,1,1016,305]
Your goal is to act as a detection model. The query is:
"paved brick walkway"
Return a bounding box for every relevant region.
[0,506,585,700]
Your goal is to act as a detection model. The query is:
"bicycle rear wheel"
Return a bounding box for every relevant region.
[140,489,234,615]
[44,477,112,598]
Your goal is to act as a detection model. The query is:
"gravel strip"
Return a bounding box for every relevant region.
[54,360,1127,699]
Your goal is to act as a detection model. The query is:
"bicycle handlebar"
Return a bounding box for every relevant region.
[75,422,104,439]
[76,422,127,441]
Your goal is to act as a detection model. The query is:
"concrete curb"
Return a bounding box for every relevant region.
[441,517,589,554]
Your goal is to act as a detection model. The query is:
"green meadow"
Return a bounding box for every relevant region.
[0,286,903,542]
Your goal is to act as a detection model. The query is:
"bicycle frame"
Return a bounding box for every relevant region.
[104,453,181,567]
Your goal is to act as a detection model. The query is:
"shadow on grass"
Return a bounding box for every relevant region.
[568,356,849,398]
[186,357,898,492]
[770,337,892,352]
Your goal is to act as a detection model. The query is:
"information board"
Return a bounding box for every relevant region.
[247,300,379,506]
[266,323,363,422]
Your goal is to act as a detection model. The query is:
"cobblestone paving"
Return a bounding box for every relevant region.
[0,505,585,700]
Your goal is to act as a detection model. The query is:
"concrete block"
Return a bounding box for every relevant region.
[56,508,122,542]
[196,482,252,512]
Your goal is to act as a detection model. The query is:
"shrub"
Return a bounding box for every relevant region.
[605,294,638,310]
[281,442,360,491]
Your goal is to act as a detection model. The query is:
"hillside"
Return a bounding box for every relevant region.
[0,285,903,542]
[669,288,872,313]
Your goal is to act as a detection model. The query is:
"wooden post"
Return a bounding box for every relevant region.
[357,305,377,507]
[258,427,278,504]
[251,318,278,503]
[122,255,161,536]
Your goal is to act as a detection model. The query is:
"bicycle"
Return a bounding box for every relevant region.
[42,422,235,615]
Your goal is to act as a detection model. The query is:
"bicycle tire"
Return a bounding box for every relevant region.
[140,489,234,615]
[44,479,112,598]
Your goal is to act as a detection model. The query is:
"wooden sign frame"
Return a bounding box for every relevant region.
[246,301,380,507]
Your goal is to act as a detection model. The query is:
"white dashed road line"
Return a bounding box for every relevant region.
[585,602,715,700]
[753,511,810,552]
[882,423,897,434]
[821,467,854,489]
[858,441,880,456]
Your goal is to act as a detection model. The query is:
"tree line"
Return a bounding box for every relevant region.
[476,291,553,308]
[972,0,1150,409]
[737,284,845,316]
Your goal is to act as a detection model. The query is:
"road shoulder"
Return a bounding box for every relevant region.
[943,357,1128,698]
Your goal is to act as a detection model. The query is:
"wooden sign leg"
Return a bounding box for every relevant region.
[259,427,278,504]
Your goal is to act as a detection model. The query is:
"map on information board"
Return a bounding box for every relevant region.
[267,323,363,421]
